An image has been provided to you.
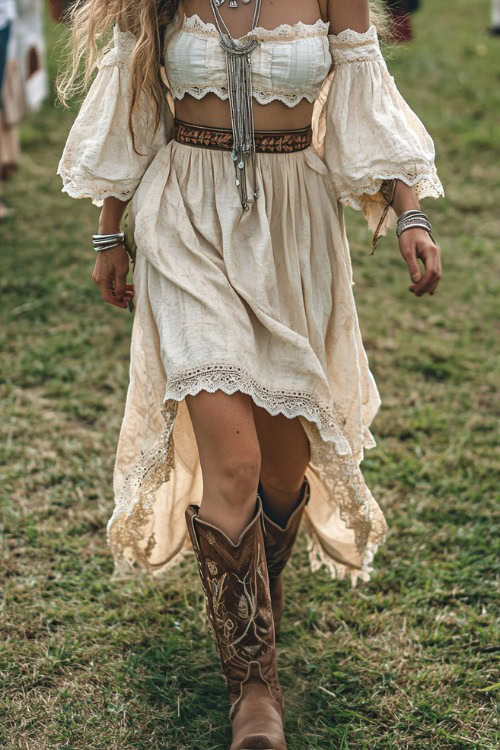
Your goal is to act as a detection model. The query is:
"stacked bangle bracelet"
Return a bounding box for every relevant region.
[92,232,125,252]
[396,210,435,243]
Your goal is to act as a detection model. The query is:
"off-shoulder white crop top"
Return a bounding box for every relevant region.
[164,14,332,107]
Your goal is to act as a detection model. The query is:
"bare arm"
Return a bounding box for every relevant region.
[328,0,370,34]
[91,197,134,310]
[328,0,442,296]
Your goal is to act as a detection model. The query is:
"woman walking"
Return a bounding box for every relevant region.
[58,1,443,747]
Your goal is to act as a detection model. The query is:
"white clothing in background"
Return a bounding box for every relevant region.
[15,0,47,111]
[492,0,500,27]
[0,0,16,29]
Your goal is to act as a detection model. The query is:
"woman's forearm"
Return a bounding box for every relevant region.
[391,179,421,217]
[98,196,130,233]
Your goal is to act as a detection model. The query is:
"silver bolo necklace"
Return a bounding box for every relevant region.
[214,0,253,12]
[209,0,262,211]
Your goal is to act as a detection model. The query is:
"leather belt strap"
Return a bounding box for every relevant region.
[174,119,313,153]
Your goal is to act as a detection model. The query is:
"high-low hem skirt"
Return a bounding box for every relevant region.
[106,139,388,587]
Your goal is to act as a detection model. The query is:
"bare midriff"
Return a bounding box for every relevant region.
[174,0,326,131]
[174,95,315,132]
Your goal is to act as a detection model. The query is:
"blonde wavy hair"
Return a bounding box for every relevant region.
[57,0,389,139]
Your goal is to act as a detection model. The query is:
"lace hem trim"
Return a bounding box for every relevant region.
[166,363,362,456]
[182,13,329,41]
[328,26,382,63]
[107,401,179,579]
[107,365,387,586]
[334,170,445,210]
[329,25,378,45]
[57,167,139,202]
[170,84,318,107]
[57,168,139,206]
[165,364,388,571]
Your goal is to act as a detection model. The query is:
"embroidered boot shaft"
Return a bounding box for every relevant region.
[260,477,311,636]
[185,497,287,750]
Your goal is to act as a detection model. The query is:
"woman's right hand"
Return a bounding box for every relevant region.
[92,245,134,309]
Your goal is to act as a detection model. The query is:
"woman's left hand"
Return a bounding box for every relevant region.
[399,228,442,297]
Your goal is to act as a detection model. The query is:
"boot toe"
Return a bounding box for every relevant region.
[240,735,281,749]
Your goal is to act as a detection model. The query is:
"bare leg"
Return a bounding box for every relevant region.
[185,390,261,543]
[251,403,311,527]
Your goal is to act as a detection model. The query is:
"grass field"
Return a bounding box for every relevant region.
[0,1,499,748]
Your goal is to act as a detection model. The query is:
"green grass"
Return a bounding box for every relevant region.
[1,1,499,748]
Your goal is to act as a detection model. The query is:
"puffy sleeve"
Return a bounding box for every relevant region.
[57,26,174,207]
[313,26,444,238]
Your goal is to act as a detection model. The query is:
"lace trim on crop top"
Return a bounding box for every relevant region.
[164,14,332,108]
[182,13,330,41]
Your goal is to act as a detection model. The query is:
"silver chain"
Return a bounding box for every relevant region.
[214,1,253,10]
[209,0,262,210]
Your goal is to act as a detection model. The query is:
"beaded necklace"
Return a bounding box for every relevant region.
[209,0,262,210]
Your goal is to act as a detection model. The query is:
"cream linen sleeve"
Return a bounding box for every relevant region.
[315,26,444,236]
[57,26,173,207]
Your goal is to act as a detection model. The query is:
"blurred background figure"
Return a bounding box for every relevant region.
[15,0,48,113]
[48,0,74,23]
[0,0,47,199]
[490,0,500,34]
[386,0,421,43]
[0,0,15,218]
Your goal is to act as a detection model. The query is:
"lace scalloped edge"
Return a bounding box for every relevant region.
[107,366,386,586]
[171,85,318,107]
[163,364,389,571]
[332,171,445,210]
[329,25,378,44]
[58,169,139,205]
[165,363,368,457]
[305,521,381,587]
[182,13,330,41]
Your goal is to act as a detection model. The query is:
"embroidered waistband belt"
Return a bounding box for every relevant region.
[174,119,313,154]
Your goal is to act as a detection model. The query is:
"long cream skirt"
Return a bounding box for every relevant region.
[107,139,388,586]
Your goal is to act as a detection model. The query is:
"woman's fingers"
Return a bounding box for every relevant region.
[113,257,129,299]
[99,279,129,308]
[91,247,132,309]
[411,242,442,296]
[399,229,442,297]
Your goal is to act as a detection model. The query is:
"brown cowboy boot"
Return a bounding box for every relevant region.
[259,477,311,636]
[185,497,287,750]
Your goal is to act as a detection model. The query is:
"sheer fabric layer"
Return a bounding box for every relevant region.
[57,27,173,207]
[107,141,387,586]
[313,25,444,236]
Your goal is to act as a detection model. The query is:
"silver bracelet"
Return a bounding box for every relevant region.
[93,241,125,253]
[92,232,125,252]
[397,218,432,235]
[396,210,434,240]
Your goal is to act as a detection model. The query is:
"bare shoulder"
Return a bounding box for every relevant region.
[327,0,371,33]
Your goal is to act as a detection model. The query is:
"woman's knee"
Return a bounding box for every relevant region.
[215,447,262,502]
[259,466,307,496]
